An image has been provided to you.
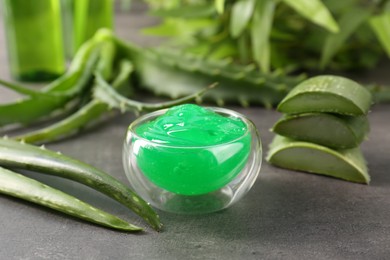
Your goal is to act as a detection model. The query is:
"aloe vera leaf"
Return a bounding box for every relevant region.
[0,166,142,232]
[46,36,102,94]
[115,38,305,107]
[266,135,370,184]
[95,38,116,82]
[94,72,215,112]
[277,75,372,115]
[370,12,390,58]
[0,138,162,231]
[0,79,49,97]
[14,60,133,144]
[237,32,251,62]
[0,48,99,127]
[281,0,339,33]
[151,4,215,18]
[0,95,73,127]
[320,6,372,69]
[13,101,109,143]
[66,28,114,76]
[271,113,369,149]
[0,29,112,127]
[230,0,255,38]
[0,73,80,127]
[142,17,215,40]
[251,0,275,73]
[9,37,118,143]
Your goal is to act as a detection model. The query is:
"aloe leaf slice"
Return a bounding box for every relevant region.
[277,75,372,115]
[271,113,369,149]
[266,135,370,184]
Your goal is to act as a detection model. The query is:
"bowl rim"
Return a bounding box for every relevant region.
[126,106,257,149]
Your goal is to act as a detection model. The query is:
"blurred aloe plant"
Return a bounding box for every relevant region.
[141,0,390,73]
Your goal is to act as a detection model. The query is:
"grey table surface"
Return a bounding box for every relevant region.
[0,3,390,260]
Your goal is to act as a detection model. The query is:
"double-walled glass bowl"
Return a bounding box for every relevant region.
[123,107,262,214]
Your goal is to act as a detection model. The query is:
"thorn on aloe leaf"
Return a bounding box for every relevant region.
[170,93,179,99]
[263,100,273,109]
[216,98,225,107]
[239,97,250,107]
[195,96,203,104]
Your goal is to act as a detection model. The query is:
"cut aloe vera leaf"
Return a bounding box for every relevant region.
[271,113,369,149]
[277,75,372,115]
[266,135,370,184]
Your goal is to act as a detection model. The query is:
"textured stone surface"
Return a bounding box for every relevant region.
[0,2,389,259]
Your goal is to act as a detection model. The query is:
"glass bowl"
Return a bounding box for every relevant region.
[123,107,262,214]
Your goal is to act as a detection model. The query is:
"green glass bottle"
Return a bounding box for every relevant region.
[72,0,113,55]
[2,0,65,81]
[60,0,74,59]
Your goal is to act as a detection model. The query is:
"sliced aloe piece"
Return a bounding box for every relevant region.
[277,75,372,115]
[271,113,369,149]
[266,135,370,184]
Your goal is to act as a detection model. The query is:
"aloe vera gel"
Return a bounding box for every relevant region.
[123,105,262,213]
[134,104,251,195]
[2,0,65,81]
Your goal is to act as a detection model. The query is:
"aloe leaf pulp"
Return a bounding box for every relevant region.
[267,135,370,184]
[271,113,369,149]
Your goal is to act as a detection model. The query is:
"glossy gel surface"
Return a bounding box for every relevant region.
[133,104,251,195]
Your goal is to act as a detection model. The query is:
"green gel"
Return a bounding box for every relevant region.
[133,104,251,195]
